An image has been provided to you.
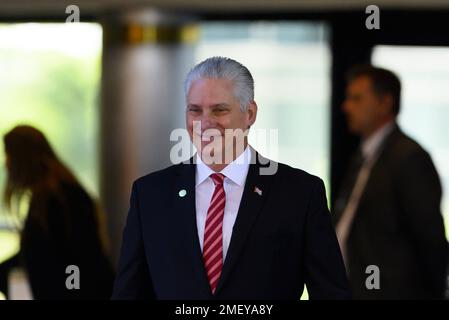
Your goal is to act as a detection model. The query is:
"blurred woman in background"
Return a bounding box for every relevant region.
[0,125,114,299]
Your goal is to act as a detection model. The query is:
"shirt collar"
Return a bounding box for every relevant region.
[361,120,395,161]
[195,146,252,187]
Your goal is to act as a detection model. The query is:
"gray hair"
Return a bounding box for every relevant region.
[184,56,255,112]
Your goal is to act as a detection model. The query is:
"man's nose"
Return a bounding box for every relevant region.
[200,113,217,129]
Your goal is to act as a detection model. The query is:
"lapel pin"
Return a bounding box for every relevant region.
[178,189,187,197]
[254,186,263,196]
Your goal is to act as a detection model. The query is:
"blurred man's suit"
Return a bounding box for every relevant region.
[112,147,351,299]
[334,123,448,299]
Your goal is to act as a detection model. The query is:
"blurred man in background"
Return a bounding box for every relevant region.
[333,65,448,299]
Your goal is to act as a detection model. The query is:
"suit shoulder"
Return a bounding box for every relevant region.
[389,130,431,161]
[273,162,328,210]
[133,163,182,190]
[275,161,324,188]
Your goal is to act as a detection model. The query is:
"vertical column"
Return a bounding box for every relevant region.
[100,10,198,264]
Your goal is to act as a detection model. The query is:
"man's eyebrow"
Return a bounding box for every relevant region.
[187,103,230,108]
[212,103,230,108]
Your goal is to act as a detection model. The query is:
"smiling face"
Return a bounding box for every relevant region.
[186,78,257,169]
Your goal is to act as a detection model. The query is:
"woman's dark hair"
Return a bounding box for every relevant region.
[3,125,81,231]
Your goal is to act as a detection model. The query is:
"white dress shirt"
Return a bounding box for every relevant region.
[361,121,395,162]
[195,146,251,261]
[336,121,395,266]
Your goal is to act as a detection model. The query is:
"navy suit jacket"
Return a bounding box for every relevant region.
[112,151,350,299]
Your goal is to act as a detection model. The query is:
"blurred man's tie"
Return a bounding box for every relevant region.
[335,149,368,267]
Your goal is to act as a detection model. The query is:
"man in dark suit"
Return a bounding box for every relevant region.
[112,57,350,300]
[334,65,448,299]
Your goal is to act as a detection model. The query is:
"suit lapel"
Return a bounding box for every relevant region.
[215,151,276,294]
[172,160,212,298]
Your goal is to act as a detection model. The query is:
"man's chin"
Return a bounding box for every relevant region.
[200,150,225,166]
[198,141,221,151]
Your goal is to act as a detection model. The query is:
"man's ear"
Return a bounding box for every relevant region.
[379,94,394,116]
[247,101,258,128]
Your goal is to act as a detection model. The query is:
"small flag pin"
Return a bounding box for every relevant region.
[254,186,262,196]
[178,189,187,197]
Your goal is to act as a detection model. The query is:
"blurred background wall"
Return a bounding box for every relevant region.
[0,0,448,272]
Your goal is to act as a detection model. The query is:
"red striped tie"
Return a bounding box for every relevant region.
[203,173,226,294]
